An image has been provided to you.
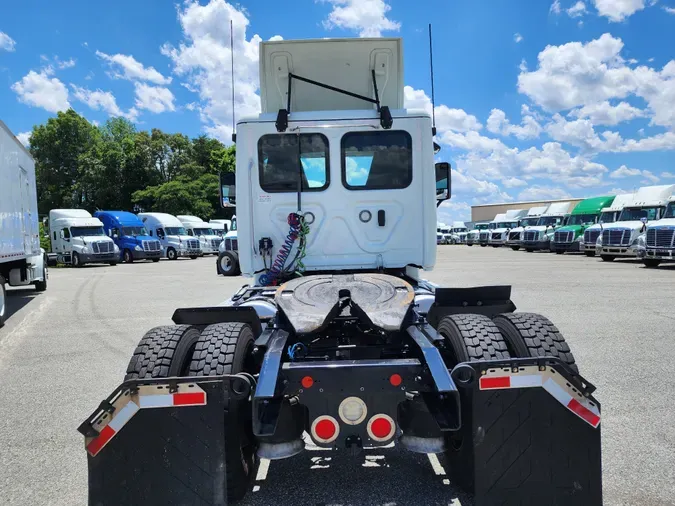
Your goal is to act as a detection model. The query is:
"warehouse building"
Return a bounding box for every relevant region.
[471,197,584,222]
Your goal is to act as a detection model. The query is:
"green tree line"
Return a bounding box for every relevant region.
[27,109,235,220]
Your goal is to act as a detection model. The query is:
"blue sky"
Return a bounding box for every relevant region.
[2,0,675,222]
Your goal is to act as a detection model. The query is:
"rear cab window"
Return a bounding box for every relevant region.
[258,133,329,192]
[341,131,412,190]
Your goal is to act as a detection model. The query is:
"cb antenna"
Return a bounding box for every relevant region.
[428,23,436,136]
[230,19,236,142]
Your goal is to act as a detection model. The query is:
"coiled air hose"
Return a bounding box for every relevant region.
[259,213,307,286]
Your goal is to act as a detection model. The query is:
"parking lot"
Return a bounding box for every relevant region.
[0,247,673,506]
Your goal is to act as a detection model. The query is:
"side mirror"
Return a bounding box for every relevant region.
[220,172,236,208]
[435,162,451,207]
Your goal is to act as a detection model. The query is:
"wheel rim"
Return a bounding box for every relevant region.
[168,249,176,260]
[124,251,131,262]
[73,254,79,266]
[0,285,5,318]
[220,255,232,272]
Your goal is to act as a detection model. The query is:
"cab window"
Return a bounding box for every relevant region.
[62,228,70,239]
[258,133,329,192]
[341,131,412,190]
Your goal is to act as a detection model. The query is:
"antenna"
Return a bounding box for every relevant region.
[428,23,437,136]
[230,20,236,143]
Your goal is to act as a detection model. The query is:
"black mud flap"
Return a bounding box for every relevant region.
[78,375,248,506]
[446,358,602,506]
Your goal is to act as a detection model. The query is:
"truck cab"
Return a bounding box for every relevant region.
[94,211,161,263]
[596,185,674,262]
[638,197,675,267]
[177,216,222,256]
[138,212,201,260]
[217,215,239,276]
[581,194,632,257]
[467,222,488,246]
[551,196,615,255]
[505,205,548,251]
[522,202,574,252]
[209,219,232,237]
[483,214,505,246]
[450,221,468,244]
[489,209,526,247]
[48,209,118,267]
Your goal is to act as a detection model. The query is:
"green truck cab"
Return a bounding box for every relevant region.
[550,196,616,254]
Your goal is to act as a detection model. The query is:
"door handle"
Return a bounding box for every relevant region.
[378,210,386,227]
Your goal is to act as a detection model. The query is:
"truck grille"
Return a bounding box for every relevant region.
[211,238,222,249]
[584,229,600,245]
[646,228,675,248]
[508,231,521,241]
[143,240,161,252]
[479,231,489,241]
[92,241,114,254]
[187,239,199,250]
[523,231,539,242]
[554,231,573,243]
[491,232,502,241]
[602,229,630,247]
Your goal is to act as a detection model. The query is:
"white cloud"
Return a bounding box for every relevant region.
[567,1,588,17]
[618,131,675,151]
[568,100,645,125]
[16,132,31,147]
[452,169,513,202]
[592,0,645,22]
[437,200,471,223]
[641,170,659,183]
[486,106,542,140]
[609,164,642,178]
[57,57,76,69]
[546,113,622,152]
[71,85,139,121]
[518,186,573,201]
[320,0,400,37]
[404,86,482,133]
[133,83,175,113]
[661,171,675,178]
[0,31,16,52]
[11,70,70,113]
[665,6,675,13]
[96,50,171,85]
[514,33,523,43]
[550,0,562,14]
[502,177,528,188]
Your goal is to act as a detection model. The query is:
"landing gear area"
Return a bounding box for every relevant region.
[79,278,601,505]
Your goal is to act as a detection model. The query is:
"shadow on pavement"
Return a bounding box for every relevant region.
[5,288,42,323]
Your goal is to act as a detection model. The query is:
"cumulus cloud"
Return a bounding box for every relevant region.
[486,106,542,140]
[568,100,645,125]
[550,0,562,14]
[438,200,471,223]
[665,6,675,14]
[567,1,588,17]
[320,0,400,37]
[96,50,172,85]
[11,70,70,113]
[404,86,482,132]
[518,186,573,201]
[16,132,31,147]
[71,85,139,121]
[609,165,642,178]
[133,83,176,113]
[514,33,523,43]
[0,31,15,52]
[592,0,646,22]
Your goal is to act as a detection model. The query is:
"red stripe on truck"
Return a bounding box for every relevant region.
[87,425,115,457]
[173,391,206,406]
[479,376,510,389]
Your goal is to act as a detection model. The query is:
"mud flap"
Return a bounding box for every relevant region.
[446,358,602,506]
[78,376,248,506]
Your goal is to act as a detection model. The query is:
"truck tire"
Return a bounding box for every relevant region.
[466,243,473,247]
[480,243,487,247]
[555,250,564,255]
[124,325,201,381]
[525,248,534,252]
[492,313,578,374]
[601,254,615,262]
[167,247,177,260]
[189,323,257,502]
[152,258,160,263]
[584,251,595,257]
[510,246,520,251]
[72,252,82,267]
[218,251,240,276]
[34,262,47,292]
[123,249,133,263]
[643,259,661,268]
[0,281,6,328]
[436,314,510,365]
[189,255,198,260]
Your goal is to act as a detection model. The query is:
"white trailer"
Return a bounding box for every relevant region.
[0,121,47,327]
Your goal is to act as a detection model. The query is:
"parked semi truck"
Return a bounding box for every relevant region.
[521,202,574,252]
[0,121,47,327]
[177,215,222,255]
[638,196,675,267]
[217,213,240,276]
[550,196,615,255]
[138,212,201,260]
[480,213,505,246]
[449,221,468,244]
[466,221,488,246]
[596,184,674,262]
[94,211,161,263]
[78,36,601,506]
[489,209,527,247]
[581,194,633,257]
[505,205,548,250]
[48,209,119,266]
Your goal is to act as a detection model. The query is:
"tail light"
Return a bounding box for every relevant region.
[367,414,396,442]
[310,415,339,444]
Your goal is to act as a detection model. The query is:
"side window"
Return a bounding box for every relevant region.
[157,228,164,238]
[112,227,119,237]
[258,133,329,192]
[341,131,413,190]
[188,229,193,236]
[63,228,70,239]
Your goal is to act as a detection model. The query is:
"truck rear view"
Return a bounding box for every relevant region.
[77,37,602,506]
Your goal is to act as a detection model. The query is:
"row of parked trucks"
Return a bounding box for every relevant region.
[465,184,675,267]
[436,221,468,244]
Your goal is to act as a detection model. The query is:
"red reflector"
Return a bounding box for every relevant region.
[173,391,206,406]
[314,419,336,440]
[479,376,511,389]
[87,425,115,456]
[567,398,601,427]
[389,374,402,387]
[301,376,314,389]
[370,417,392,439]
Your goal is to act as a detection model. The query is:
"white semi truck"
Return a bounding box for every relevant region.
[0,121,48,327]
[481,213,505,246]
[176,215,223,255]
[581,194,633,257]
[138,212,201,260]
[466,221,488,246]
[489,209,527,247]
[449,221,468,244]
[217,214,239,276]
[521,202,574,252]
[48,209,119,266]
[596,184,674,262]
[78,36,602,506]
[638,196,675,267]
[505,205,548,251]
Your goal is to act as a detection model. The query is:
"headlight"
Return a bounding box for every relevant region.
[113,244,119,253]
[635,234,645,247]
[179,243,186,249]
[134,245,143,251]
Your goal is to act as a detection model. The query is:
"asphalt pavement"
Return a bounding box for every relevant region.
[0,247,674,506]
